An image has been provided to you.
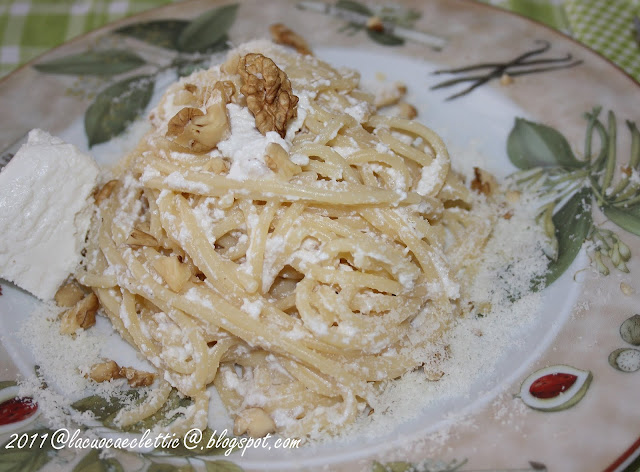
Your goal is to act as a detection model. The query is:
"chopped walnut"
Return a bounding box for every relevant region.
[238,53,299,138]
[166,81,233,153]
[89,360,122,383]
[366,16,384,32]
[94,180,118,206]
[126,227,158,247]
[470,167,497,196]
[500,73,514,86]
[213,80,236,104]
[119,366,155,388]
[152,255,191,292]
[504,189,521,204]
[59,293,99,335]
[269,23,312,55]
[54,282,85,307]
[88,361,155,387]
[264,142,301,180]
[167,107,204,135]
[204,157,230,174]
[395,102,417,120]
[233,407,276,437]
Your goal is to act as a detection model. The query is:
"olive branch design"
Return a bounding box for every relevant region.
[507,107,640,288]
[32,4,239,148]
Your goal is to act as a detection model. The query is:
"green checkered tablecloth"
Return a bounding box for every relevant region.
[486,0,640,81]
[0,0,639,81]
[0,0,175,77]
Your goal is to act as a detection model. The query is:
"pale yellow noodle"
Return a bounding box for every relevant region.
[81,42,495,439]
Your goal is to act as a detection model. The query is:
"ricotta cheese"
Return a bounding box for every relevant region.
[0,129,100,300]
[217,103,289,181]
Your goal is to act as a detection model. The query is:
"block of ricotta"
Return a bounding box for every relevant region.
[0,129,100,300]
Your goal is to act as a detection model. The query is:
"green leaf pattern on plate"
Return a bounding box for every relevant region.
[602,204,640,238]
[334,0,417,46]
[147,464,195,472]
[34,4,239,147]
[509,108,640,284]
[116,20,190,50]
[71,389,140,423]
[33,51,146,76]
[507,118,584,169]
[176,4,238,52]
[541,187,592,287]
[0,380,17,391]
[72,449,124,472]
[0,428,56,472]
[85,75,155,147]
[203,461,246,472]
[371,458,468,472]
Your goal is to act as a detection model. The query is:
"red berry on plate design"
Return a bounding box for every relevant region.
[0,396,38,426]
[519,365,591,412]
[0,382,40,433]
[528,372,578,399]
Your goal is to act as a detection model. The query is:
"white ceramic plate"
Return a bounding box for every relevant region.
[1,1,639,471]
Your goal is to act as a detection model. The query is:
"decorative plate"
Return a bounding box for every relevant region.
[0,1,639,471]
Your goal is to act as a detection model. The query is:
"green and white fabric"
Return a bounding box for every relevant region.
[484,0,640,82]
[565,0,640,81]
[0,0,174,77]
[0,0,639,82]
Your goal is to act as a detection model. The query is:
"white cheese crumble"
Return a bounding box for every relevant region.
[217,103,289,181]
[416,151,447,196]
[0,129,99,300]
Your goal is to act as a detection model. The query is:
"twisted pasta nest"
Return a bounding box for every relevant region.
[80,41,494,439]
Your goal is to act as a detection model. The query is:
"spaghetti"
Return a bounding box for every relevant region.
[79,40,494,438]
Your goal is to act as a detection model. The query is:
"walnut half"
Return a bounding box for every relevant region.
[59,293,98,335]
[238,53,298,138]
[166,81,234,153]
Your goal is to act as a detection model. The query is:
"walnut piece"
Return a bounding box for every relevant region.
[395,102,417,120]
[500,73,514,86]
[470,167,497,196]
[166,81,234,153]
[152,254,191,292]
[119,366,155,388]
[59,293,99,335]
[269,23,312,55]
[54,282,85,307]
[233,407,276,437]
[264,142,301,180]
[238,53,298,138]
[89,360,121,383]
[504,189,521,204]
[366,16,384,32]
[89,360,155,387]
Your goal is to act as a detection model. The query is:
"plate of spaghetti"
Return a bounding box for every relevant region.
[0,1,639,471]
